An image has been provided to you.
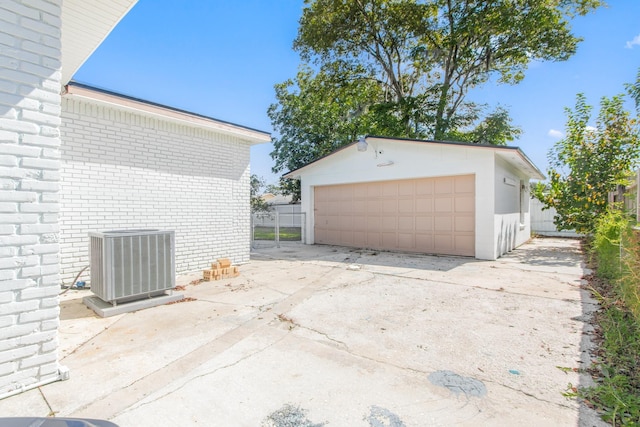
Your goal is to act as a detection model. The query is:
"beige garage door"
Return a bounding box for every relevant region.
[314,175,475,256]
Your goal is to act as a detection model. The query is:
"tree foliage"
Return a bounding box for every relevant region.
[271,0,602,199]
[532,93,640,234]
[250,174,271,213]
[294,0,601,139]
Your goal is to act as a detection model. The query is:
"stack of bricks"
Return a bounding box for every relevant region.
[202,258,240,281]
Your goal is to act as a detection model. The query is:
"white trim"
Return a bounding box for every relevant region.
[0,366,68,401]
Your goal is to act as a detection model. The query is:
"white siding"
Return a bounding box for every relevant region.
[494,156,532,256]
[59,96,252,284]
[0,0,63,397]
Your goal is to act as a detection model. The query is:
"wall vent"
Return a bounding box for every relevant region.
[89,229,175,305]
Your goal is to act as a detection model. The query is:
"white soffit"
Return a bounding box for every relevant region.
[495,150,545,180]
[61,0,139,85]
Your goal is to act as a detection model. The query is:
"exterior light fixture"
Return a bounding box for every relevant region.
[356,136,368,152]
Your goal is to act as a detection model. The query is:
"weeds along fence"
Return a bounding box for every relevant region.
[251,211,306,249]
[593,208,640,323]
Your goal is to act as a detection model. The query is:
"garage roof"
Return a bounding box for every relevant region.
[284,135,545,180]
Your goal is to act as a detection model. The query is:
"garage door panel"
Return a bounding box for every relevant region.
[367,200,381,213]
[367,216,381,229]
[314,175,475,257]
[327,230,340,243]
[327,201,340,213]
[367,232,381,247]
[339,216,354,230]
[366,184,380,197]
[382,182,398,197]
[382,216,397,231]
[399,199,415,213]
[382,232,396,247]
[415,198,432,213]
[340,231,354,246]
[399,181,414,196]
[416,180,434,195]
[455,235,474,255]
[415,216,433,232]
[435,178,453,194]
[338,185,353,200]
[434,234,453,251]
[315,186,328,202]
[353,200,367,214]
[398,216,414,231]
[434,197,452,213]
[434,216,452,232]
[455,216,474,232]
[383,199,398,213]
[353,231,366,246]
[455,196,474,213]
[328,186,342,200]
[415,234,434,250]
[398,233,415,249]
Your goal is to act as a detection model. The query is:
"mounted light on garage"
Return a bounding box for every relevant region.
[377,160,394,167]
[357,136,368,152]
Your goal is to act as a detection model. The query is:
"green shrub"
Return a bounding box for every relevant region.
[587,207,640,425]
[619,229,640,323]
[592,207,628,281]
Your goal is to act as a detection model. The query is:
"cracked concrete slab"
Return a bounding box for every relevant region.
[0,237,608,426]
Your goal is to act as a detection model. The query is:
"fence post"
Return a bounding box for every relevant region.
[275,211,280,248]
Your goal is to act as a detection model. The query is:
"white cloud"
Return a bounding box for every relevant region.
[586,125,597,132]
[626,34,640,49]
[548,129,564,139]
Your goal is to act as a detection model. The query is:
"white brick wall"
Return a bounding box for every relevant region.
[59,95,253,284]
[0,0,63,397]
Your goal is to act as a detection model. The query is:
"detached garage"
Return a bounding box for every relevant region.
[284,136,544,260]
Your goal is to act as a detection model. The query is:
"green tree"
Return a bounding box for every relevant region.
[444,106,522,145]
[269,64,392,200]
[250,174,271,213]
[294,0,601,140]
[532,93,640,234]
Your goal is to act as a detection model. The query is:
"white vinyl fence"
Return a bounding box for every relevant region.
[251,210,306,248]
[530,198,581,237]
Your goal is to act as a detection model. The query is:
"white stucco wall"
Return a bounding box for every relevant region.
[295,138,499,260]
[0,0,65,397]
[59,95,253,284]
[494,155,532,258]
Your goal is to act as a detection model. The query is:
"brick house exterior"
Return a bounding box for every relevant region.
[0,0,269,398]
[0,0,65,398]
[59,83,270,284]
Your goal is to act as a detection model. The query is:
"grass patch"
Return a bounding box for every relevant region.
[582,277,640,425]
[581,208,640,425]
[253,226,302,241]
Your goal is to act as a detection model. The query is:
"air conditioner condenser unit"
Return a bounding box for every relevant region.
[89,229,175,305]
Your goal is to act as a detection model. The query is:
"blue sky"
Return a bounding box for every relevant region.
[73,0,640,185]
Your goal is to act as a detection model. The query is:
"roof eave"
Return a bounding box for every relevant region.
[64,82,271,145]
[283,135,545,180]
[61,0,139,85]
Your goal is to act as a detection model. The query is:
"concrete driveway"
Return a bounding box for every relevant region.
[0,238,606,426]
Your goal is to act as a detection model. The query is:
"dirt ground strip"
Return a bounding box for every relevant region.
[0,237,608,426]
